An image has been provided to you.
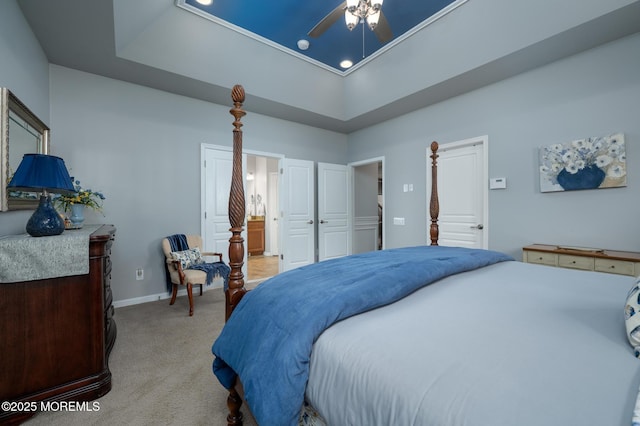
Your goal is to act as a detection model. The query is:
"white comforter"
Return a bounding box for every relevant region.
[306,261,640,426]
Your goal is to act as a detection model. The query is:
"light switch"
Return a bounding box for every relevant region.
[393,217,405,225]
[489,177,507,189]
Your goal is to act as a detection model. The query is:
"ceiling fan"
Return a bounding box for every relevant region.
[308,0,393,44]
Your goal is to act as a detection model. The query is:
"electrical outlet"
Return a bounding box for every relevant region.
[136,268,144,281]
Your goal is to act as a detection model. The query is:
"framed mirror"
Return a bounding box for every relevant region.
[0,88,50,211]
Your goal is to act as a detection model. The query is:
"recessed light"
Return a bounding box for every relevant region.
[340,60,353,69]
[297,39,310,51]
[196,0,213,5]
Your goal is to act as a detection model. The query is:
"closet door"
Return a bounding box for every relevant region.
[281,159,315,271]
[318,162,350,261]
[428,138,487,249]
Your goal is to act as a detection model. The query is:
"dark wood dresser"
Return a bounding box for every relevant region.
[0,224,116,425]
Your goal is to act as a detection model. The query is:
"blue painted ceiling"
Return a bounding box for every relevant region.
[179,0,458,72]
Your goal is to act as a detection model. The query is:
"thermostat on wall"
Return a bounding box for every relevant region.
[489,177,507,189]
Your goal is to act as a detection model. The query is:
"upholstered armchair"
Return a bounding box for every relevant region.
[161,235,228,316]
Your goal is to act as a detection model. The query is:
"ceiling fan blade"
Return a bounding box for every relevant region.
[308,1,347,38]
[373,11,393,43]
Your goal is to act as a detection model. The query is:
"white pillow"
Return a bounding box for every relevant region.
[624,276,640,357]
[170,248,203,269]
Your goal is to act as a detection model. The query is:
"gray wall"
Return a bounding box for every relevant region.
[2,0,639,305]
[0,0,50,236]
[348,33,640,258]
[48,65,347,302]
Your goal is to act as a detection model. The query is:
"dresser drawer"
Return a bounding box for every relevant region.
[525,251,557,266]
[594,258,635,276]
[523,245,640,276]
[558,254,594,271]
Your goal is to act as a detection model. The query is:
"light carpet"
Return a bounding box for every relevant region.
[25,286,258,426]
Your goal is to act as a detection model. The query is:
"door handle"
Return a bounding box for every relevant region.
[307,220,314,224]
[470,224,484,230]
[320,220,327,224]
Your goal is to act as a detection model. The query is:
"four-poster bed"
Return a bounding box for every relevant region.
[214,85,640,426]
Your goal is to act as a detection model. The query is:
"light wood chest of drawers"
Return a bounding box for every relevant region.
[247,219,265,256]
[522,244,640,276]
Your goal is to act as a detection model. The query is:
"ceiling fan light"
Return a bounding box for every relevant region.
[345,11,359,31]
[366,11,380,30]
[346,0,359,13]
[371,0,383,11]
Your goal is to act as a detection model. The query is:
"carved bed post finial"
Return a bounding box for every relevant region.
[429,142,439,246]
[226,85,248,321]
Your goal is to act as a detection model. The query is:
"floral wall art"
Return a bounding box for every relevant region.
[539,133,626,193]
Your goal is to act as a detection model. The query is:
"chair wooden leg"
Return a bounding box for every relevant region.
[169,283,178,305]
[187,282,194,316]
[199,283,203,296]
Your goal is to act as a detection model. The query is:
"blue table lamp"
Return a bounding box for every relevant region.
[7,154,76,237]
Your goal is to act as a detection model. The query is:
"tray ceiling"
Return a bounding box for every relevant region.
[177,0,461,73]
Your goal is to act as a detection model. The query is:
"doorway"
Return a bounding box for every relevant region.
[351,157,384,254]
[202,145,354,280]
[246,154,280,282]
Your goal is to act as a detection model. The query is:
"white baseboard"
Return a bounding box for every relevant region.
[113,283,224,308]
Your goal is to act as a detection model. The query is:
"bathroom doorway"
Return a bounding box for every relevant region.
[246,154,280,282]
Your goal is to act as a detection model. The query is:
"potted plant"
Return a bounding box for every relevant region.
[54,178,106,229]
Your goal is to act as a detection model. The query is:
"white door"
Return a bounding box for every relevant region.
[318,162,350,261]
[281,159,315,271]
[267,171,279,255]
[427,137,487,248]
[201,146,247,275]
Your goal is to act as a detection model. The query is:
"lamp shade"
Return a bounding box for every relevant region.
[366,10,380,30]
[7,154,75,195]
[345,11,359,31]
[8,154,76,237]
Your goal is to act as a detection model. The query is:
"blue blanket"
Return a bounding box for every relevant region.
[212,246,513,426]
[189,262,230,288]
[165,234,190,292]
[167,234,189,252]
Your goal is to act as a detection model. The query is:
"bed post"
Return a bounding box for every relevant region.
[225,85,247,426]
[429,141,439,245]
[226,85,248,322]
